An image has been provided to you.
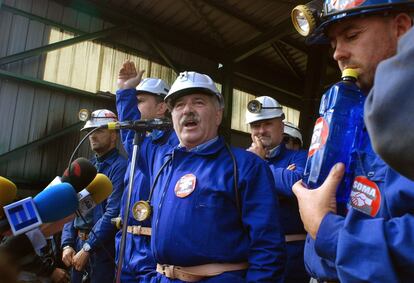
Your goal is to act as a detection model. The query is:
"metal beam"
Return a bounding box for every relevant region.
[0,122,83,163]
[53,0,228,62]
[0,25,129,66]
[231,18,293,63]
[1,4,182,73]
[235,71,301,99]
[271,42,302,79]
[1,4,82,34]
[220,62,234,143]
[182,0,226,47]
[0,69,114,102]
[299,45,329,147]
[202,0,266,30]
[143,34,180,74]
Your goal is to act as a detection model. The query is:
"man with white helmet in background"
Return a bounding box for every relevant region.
[245,96,308,283]
[283,122,303,151]
[115,61,178,282]
[116,70,286,282]
[61,109,127,283]
[290,0,414,281]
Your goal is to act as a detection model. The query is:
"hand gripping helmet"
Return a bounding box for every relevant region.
[136,78,170,98]
[245,96,285,124]
[165,71,224,108]
[291,0,414,44]
[81,109,117,131]
[284,122,303,146]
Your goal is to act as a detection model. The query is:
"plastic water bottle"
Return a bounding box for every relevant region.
[304,69,365,214]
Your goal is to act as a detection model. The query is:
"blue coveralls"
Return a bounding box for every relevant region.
[114,88,178,283]
[116,90,287,283]
[61,148,127,283]
[266,144,309,282]
[305,128,414,282]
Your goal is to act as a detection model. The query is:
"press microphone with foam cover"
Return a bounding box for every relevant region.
[61,157,97,192]
[77,173,113,215]
[1,182,79,235]
[0,177,17,218]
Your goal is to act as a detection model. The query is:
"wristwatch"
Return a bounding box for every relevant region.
[82,242,91,252]
[62,245,73,251]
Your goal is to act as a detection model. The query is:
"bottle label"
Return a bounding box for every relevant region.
[308,117,329,157]
[349,176,381,217]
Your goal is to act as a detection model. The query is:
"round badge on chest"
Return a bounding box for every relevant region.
[174,173,197,198]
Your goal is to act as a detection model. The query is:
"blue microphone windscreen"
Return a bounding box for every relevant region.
[33,183,78,222]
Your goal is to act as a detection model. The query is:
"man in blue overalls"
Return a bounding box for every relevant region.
[290,0,414,282]
[114,61,178,282]
[245,96,308,283]
[61,109,127,283]
[116,71,287,282]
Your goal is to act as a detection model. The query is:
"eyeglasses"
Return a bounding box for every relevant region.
[247,100,282,113]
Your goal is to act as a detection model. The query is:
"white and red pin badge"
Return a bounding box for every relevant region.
[174,174,197,198]
[349,176,381,217]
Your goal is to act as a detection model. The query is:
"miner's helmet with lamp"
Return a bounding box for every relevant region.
[291,0,414,44]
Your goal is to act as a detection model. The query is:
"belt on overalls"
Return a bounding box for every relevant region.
[285,233,307,242]
[127,225,152,236]
[156,262,249,282]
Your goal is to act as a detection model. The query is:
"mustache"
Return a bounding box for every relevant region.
[180,112,200,126]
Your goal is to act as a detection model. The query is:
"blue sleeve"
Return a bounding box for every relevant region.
[334,171,414,282]
[364,27,414,180]
[304,235,339,281]
[86,158,127,251]
[241,156,286,283]
[61,220,76,248]
[303,213,343,281]
[116,88,141,156]
[271,150,307,197]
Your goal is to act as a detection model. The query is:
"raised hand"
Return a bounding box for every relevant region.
[117,60,145,90]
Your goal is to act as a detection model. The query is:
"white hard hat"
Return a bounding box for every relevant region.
[136,78,170,97]
[245,96,285,124]
[284,121,303,145]
[81,109,117,131]
[165,71,224,108]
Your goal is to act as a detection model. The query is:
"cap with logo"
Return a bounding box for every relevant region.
[165,71,224,108]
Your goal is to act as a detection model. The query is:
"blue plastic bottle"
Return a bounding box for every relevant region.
[304,69,365,215]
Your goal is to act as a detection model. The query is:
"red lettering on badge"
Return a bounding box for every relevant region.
[308,117,329,157]
[174,174,197,198]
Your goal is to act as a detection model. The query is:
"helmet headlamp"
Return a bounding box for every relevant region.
[247,99,283,114]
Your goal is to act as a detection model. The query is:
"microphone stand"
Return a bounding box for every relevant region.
[115,130,144,283]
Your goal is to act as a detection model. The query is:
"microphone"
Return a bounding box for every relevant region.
[0,177,17,218]
[61,157,97,192]
[1,183,78,236]
[77,173,113,216]
[102,118,173,131]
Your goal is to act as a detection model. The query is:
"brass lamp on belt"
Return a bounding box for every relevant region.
[132,200,152,221]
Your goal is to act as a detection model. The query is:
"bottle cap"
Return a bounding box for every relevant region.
[342,69,358,79]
